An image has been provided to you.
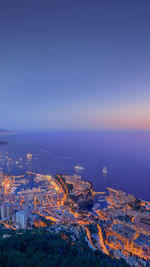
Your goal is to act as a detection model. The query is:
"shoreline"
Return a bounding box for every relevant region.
[0,141,8,145]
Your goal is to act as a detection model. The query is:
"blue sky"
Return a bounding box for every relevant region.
[0,0,150,130]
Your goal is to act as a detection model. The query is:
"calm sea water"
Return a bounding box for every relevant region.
[0,131,150,201]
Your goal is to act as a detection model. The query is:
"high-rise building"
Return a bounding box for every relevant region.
[0,205,9,219]
[16,211,27,228]
[0,171,3,185]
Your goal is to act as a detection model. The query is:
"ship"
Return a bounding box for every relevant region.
[74,165,84,171]
[102,166,107,176]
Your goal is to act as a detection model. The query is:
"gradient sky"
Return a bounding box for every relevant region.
[0,0,150,131]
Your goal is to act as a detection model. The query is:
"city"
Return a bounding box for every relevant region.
[0,157,149,266]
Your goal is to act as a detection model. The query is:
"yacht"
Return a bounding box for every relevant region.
[74,165,84,171]
[102,166,107,176]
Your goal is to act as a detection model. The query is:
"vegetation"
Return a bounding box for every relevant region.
[0,229,130,267]
[87,223,98,234]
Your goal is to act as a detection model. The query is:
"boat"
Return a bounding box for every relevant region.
[102,166,107,176]
[74,165,84,171]
[27,154,32,160]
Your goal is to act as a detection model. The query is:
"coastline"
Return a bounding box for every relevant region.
[0,141,8,146]
[0,131,17,135]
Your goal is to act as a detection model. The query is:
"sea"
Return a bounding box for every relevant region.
[0,131,150,201]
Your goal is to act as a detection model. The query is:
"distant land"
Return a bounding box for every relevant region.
[0,129,15,146]
[0,141,8,146]
[0,129,14,135]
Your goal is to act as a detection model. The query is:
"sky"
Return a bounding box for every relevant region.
[0,0,150,131]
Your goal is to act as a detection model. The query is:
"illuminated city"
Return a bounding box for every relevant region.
[0,151,149,266]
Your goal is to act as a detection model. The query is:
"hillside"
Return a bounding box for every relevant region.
[0,229,129,267]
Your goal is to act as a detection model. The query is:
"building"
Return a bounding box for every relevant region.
[16,211,27,228]
[0,205,9,220]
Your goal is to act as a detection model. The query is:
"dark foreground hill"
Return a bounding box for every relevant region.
[0,229,129,267]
